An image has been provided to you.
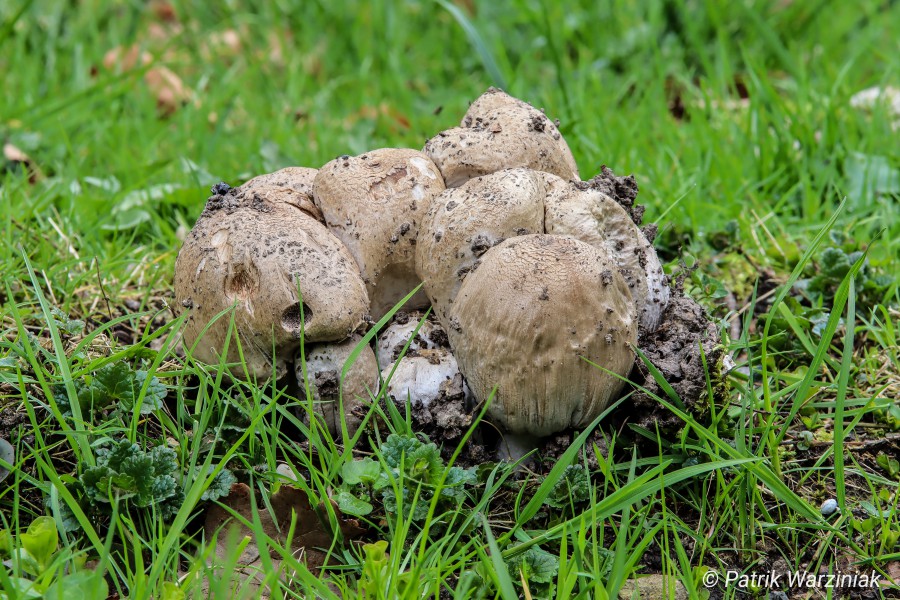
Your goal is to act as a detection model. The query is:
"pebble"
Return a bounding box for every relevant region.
[820,498,839,516]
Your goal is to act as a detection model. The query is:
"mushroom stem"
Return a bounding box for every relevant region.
[497,432,541,463]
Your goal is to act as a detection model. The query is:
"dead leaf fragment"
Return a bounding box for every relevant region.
[103,45,153,71]
[3,143,43,183]
[100,45,191,116]
[202,482,365,595]
[144,66,190,115]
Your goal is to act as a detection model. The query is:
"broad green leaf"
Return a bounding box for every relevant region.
[20,516,57,570]
[341,458,381,486]
[43,570,109,600]
[335,490,374,516]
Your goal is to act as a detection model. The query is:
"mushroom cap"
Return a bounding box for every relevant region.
[240,166,323,221]
[381,348,469,408]
[375,311,449,370]
[448,234,637,437]
[542,173,670,334]
[174,185,370,380]
[416,168,546,327]
[424,87,579,187]
[313,148,446,319]
[297,335,379,436]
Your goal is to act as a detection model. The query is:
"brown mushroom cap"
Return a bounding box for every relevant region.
[240,167,323,221]
[542,173,670,334]
[416,168,546,327]
[296,335,379,436]
[174,185,369,380]
[313,148,446,319]
[424,87,579,188]
[448,234,637,437]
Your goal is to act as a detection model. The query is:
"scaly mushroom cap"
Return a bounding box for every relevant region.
[296,336,379,436]
[416,168,546,327]
[424,87,579,187]
[174,185,369,380]
[542,173,670,334]
[381,348,469,408]
[240,167,323,222]
[313,149,446,319]
[448,234,637,437]
[375,311,449,370]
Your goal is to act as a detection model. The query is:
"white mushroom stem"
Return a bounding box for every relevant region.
[496,433,541,463]
[297,336,379,437]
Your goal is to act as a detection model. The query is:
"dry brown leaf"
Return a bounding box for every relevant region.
[886,561,900,585]
[100,44,191,116]
[145,21,183,43]
[202,482,365,595]
[150,0,178,23]
[102,45,153,71]
[144,66,190,115]
[3,143,43,183]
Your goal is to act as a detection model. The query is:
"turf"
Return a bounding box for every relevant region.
[1,0,899,598]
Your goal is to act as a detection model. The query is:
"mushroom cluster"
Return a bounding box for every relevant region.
[174,87,672,448]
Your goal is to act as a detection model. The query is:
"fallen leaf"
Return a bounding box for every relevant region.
[202,482,365,595]
[3,143,43,183]
[618,574,688,600]
[885,560,900,585]
[144,66,190,115]
[149,0,178,23]
[103,45,153,71]
[100,45,191,116]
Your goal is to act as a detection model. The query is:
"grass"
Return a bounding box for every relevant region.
[1,0,899,598]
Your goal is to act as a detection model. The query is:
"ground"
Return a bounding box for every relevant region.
[1,1,899,599]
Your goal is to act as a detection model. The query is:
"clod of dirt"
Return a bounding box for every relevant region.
[424,87,579,187]
[313,148,446,319]
[628,293,725,430]
[403,394,494,465]
[174,183,369,380]
[448,235,637,437]
[297,335,379,436]
[581,165,642,226]
[416,168,546,327]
